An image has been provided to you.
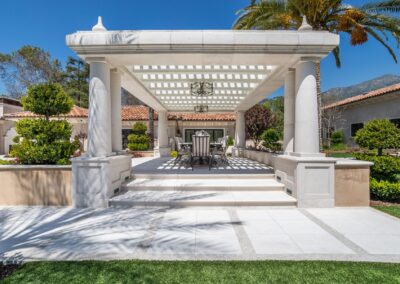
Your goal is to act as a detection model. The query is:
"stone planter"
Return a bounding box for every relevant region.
[0,165,72,206]
[239,148,277,167]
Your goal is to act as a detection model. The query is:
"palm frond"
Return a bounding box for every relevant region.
[361,0,400,13]
[332,46,341,68]
[364,26,398,63]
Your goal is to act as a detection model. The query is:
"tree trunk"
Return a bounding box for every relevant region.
[315,62,323,152]
[148,107,155,149]
[378,148,383,156]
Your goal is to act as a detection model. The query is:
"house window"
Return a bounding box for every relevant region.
[184,129,224,143]
[351,123,364,137]
[390,118,400,128]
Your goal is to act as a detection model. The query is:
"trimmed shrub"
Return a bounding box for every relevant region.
[261,129,281,152]
[128,122,150,151]
[354,153,400,182]
[355,119,400,156]
[331,130,344,145]
[11,83,79,165]
[227,136,234,147]
[370,178,400,202]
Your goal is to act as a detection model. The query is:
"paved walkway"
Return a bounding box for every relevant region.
[1,206,399,263]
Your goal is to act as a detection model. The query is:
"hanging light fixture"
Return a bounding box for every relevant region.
[194,105,209,113]
[190,81,213,97]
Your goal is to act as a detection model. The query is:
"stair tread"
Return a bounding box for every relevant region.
[124,178,284,189]
[110,190,296,203]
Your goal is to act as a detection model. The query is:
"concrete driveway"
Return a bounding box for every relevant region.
[1,206,399,263]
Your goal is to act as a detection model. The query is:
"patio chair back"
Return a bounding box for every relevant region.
[192,135,210,157]
[174,137,184,151]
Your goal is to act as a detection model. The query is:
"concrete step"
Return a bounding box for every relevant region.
[131,173,276,180]
[109,190,297,207]
[122,178,284,191]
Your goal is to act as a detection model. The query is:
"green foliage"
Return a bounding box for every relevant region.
[22,83,73,119]
[263,97,284,137]
[245,104,275,146]
[261,129,281,152]
[128,122,150,151]
[355,119,400,156]
[331,130,344,145]
[132,122,148,135]
[227,136,234,147]
[63,57,89,108]
[370,178,400,202]
[0,45,64,98]
[0,159,12,165]
[354,154,400,182]
[329,143,347,151]
[11,83,78,165]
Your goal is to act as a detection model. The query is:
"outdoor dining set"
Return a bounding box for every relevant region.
[174,130,229,170]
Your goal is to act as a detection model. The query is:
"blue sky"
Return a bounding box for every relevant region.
[0,0,399,95]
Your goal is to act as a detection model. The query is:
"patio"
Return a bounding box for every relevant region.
[1,206,400,263]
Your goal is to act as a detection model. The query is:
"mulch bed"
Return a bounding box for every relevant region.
[370,200,400,206]
[0,263,20,281]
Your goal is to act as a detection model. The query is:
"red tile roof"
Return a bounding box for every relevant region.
[323,83,400,109]
[4,105,88,118]
[5,105,236,121]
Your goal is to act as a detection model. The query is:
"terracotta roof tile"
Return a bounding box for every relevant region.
[4,105,88,118]
[5,105,236,121]
[323,83,400,109]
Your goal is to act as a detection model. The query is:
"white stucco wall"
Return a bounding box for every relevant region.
[334,93,400,144]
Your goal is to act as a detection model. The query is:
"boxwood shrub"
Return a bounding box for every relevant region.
[354,153,400,182]
[370,178,400,202]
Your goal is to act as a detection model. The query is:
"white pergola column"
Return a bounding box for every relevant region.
[110,69,123,153]
[234,111,246,148]
[283,69,295,153]
[294,58,321,156]
[87,58,112,157]
[157,110,170,157]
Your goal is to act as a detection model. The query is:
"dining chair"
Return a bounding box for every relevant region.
[190,134,211,170]
[174,137,190,166]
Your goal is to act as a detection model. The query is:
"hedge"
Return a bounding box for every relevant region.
[370,178,400,202]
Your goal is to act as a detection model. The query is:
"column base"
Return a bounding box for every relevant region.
[154,147,171,158]
[71,154,131,208]
[274,154,336,208]
[232,147,245,158]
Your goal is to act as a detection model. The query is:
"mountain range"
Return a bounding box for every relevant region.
[321,74,400,105]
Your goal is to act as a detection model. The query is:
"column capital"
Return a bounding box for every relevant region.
[298,56,322,63]
[85,57,108,64]
[110,68,122,75]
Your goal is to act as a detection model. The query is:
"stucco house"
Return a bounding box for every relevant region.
[1,103,235,155]
[323,83,400,144]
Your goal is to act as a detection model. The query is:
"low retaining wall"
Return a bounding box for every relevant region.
[234,148,276,167]
[0,165,72,206]
[237,149,373,207]
[334,160,373,207]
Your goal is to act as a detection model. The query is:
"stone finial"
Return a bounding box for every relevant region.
[298,15,312,31]
[92,16,107,31]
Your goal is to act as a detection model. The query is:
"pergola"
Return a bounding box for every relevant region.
[67,17,340,208]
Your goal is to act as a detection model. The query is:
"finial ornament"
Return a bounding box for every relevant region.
[92,16,107,31]
[298,15,312,31]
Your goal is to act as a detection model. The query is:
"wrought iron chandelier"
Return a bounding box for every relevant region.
[190,81,213,97]
[194,105,209,113]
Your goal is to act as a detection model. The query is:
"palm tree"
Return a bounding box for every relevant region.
[234,0,400,149]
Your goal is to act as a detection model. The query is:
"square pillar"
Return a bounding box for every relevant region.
[110,69,123,153]
[283,69,295,153]
[156,110,171,157]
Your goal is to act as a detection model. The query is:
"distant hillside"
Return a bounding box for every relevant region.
[322,74,400,105]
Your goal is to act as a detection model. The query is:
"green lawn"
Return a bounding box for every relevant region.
[326,152,355,158]
[3,260,400,284]
[373,205,400,218]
